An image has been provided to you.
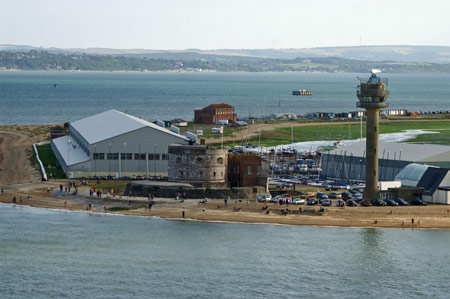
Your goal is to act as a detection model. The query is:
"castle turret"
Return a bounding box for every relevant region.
[357,70,390,200]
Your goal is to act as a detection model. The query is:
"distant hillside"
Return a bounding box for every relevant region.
[2,44,450,63]
[2,50,450,73]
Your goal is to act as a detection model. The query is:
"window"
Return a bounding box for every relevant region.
[93,153,104,160]
[213,171,216,177]
[179,170,184,176]
[107,153,119,160]
[176,157,182,163]
[197,157,203,163]
[374,126,377,132]
[121,153,133,160]
[217,157,224,164]
[200,170,204,176]
[161,154,168,160]
[149,153,159,160]
[248,166,252,174]
[257,166,261,175]
[134,153,146,160]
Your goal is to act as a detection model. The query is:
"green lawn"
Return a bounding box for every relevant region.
[36,144,59,166]
[36,144,65,179]
[257,121,450,147]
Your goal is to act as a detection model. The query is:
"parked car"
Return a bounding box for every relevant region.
[410,198,427,205]
[316,192,329,200]
[346,199,358,207]
[393,197,408,206]
[385,199,399,206]
[321,199,331,206]
[302,192,316,199]
[336,199,345,207]
[292,198,305,205]
[325,185,341,191]
[371,198,387,206]
[353,194,363,201]
[360,200,372,207]
[256,194,272,202]
[328,192,342,199]
[307,198,319,205]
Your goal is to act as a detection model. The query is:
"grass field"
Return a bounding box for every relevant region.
[36,144,65,179]
[252,121,450,147]
[36,144,59,166]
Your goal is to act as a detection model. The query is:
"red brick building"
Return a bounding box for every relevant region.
[227,153,269,189]
[194,103,237,124]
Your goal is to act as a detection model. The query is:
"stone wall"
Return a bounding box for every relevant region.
[125,183,264,199]
[168,144,228,186]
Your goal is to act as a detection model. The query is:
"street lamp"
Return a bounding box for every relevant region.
[67,138,71,173]
[108,142,112,176]
[94,144,97,177]
[123,143,127,176]
[154,143,157,178]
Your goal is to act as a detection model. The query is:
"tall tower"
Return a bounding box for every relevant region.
[357,70,389,200]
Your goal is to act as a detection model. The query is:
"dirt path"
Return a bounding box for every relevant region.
[207,118,450,145]
[0,125,51,186]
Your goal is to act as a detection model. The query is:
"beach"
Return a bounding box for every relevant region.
[2,182,450,229]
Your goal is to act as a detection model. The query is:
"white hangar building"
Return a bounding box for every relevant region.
[51,110,190,178]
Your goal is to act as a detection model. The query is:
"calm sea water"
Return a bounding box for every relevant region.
[1,71,449,125]
[1,203,449,298]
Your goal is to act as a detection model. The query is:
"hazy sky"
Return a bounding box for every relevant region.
[2,0,450,50]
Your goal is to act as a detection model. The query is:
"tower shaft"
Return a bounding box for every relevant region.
[364,108,380,200]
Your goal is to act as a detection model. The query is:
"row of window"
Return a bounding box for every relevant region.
[93,153,168,161]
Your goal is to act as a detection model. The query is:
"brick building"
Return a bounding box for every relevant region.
[228,153,269,190]
[194,103,237,125]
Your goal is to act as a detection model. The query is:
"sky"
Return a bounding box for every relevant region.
[2,0,450,50]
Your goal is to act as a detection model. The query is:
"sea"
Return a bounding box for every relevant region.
[1,71,450,125]
[2,72,450,298]
[1,203,449,298]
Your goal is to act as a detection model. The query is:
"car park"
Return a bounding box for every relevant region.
[410,198,428,205]
[393,197,408,206]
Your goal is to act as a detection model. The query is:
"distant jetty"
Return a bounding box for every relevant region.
[292,89,312,96]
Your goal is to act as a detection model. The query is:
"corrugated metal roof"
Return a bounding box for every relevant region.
[328,141,450,162]
[70,110,188,144]
[52,135,90,166]
[418,168,449,195]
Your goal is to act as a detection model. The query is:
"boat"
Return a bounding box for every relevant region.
[292,89,312,96]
